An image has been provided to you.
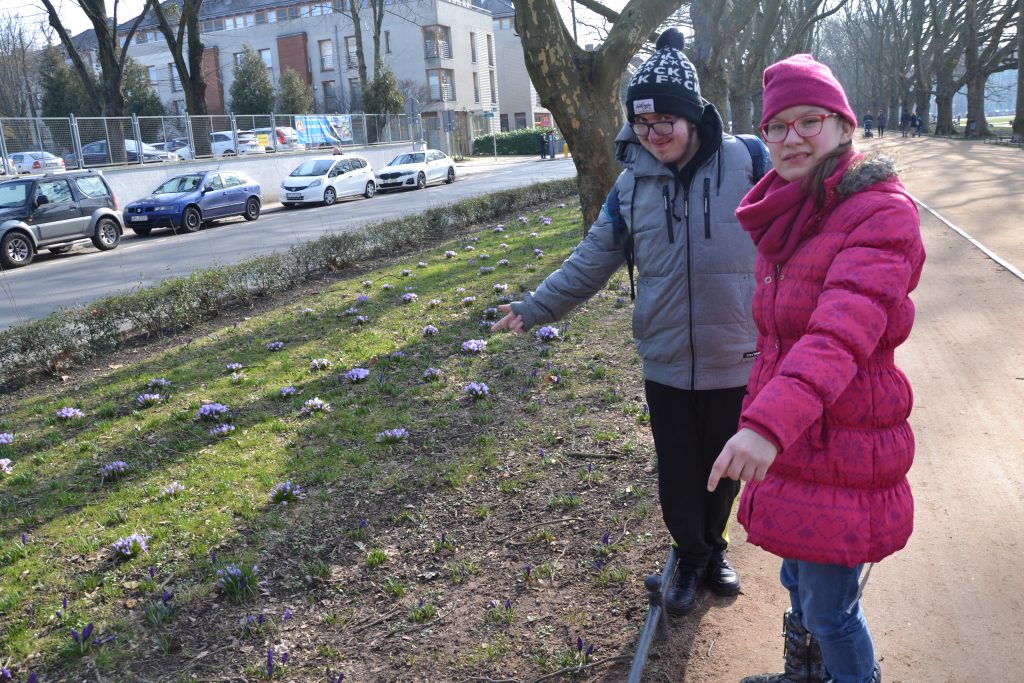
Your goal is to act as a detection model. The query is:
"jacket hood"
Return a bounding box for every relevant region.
[614,99,725,174]
[837,155,900,198]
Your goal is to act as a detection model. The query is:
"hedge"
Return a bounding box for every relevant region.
[472,126,559,156]
[0,177,579,389]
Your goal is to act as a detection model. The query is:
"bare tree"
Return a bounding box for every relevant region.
[1013,0,1023,142]
[149,0,208,115]
[39,0,148,116]
[961,0,1018,136]
[0,15,44,117]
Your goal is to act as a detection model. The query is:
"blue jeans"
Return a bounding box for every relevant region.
[781,559,877,683]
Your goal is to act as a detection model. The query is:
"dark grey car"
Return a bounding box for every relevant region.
[0,171,123,269]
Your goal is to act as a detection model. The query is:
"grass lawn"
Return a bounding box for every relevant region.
[0,198,677,681]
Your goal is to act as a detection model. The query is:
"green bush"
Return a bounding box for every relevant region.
[473,126,557,156]
[0,178,578,389]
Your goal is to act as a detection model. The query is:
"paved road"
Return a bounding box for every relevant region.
[0,156,577,330]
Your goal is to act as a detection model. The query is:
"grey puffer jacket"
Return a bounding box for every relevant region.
[512,104,759,391]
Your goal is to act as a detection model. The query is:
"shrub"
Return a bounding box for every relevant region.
[473,126,558,156]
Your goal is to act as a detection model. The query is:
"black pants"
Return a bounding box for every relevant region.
[645,380,744,568]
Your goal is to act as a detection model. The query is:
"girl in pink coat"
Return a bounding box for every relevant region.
[707,55,925,683]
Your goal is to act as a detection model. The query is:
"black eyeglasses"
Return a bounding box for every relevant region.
[630,119,679,137]
[759,113,839,143]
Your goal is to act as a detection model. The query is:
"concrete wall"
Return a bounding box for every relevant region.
[101,141,420,206]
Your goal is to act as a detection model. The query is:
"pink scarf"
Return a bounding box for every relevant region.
[737,151,860,264]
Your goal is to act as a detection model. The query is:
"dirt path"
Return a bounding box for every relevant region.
[623,139,1024,682]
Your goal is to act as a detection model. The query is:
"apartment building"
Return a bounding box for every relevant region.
[122,0,500,152]
[475,0,551,131]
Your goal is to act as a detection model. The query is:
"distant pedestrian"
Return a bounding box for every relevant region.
[538,132,547,159]
[910,112,921,137]
[862,111,873,138]
[900,110,910,137]
[547,130,557,158]
[877,110,886,138]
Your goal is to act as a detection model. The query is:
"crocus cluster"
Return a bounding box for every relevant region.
[161,481,185,497]
[536,326,560,342]
[266,341,285,351]
[479,266,495,275]
[427,298,442,307]
[534,248,545,257]
[361,280,373,288]
[0,432,14,446]
[530,231,540,238]
[197,403,230,420]
[230,372,245,384]
[493,225,505,232]
[400,269,412,276]
[444,250,457,258]
[462,339,487,354]
[269,481,305,505]
[422,324,439,337]
[493,283,509,293]
[376,428,410,444]
[401,292,419,303]
[356,294,369,303]
[136,393,162,408]
[100,461,130,479]
[279,386,296,397]
[354,315,370,325]
[0,459,13,475]
[417,261,428,268]
[464,382,490,400]
[216,563,259,602]
[208,423,235,437]
[112,533,149,560]
[225,362,243,371]
[422,367,442,382]
[390,351,405,361]
[309,358,333,371]
[518,215,528,224]
[343,307,360,316]
[55,406,85,420]
[464,245,475,251]
[345,368,370,383]
[300,307,316,314]
[461,296,477,306]
[540,217,553,225]
[147,378,172,390]
[497,259,510,266]
[381,283,394,290]
[482,308,499,321]
[301,397,331,414]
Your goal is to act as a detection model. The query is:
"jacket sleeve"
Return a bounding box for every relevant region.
[739,194,924,451]
[511,198,627,332]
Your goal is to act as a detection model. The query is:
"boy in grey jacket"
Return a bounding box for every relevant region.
[493,28,760,616]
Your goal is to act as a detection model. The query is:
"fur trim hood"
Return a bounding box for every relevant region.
[837,154,899,197]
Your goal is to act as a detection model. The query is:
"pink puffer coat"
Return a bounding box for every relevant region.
[737,157,926,567]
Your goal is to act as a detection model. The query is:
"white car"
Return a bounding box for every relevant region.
[375,150,455,191]
[280,155,377,206]
[176,131,265,159]
[253,126,301,152]
[9,151,65,174]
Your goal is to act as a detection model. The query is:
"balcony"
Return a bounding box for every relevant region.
[424,39,452,60]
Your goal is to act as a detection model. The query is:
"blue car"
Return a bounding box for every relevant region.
[123,170,262,235]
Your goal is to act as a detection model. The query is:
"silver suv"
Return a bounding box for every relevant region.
[0,170,123,268]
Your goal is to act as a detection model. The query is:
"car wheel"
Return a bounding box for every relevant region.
[416,172,426,190]
[445,167,455,184]
[224,149,236,156]
[91,217,120,251]
[243,197,261,221]
[323,187,337,206]
[132,226,152,236]
[0,231,33,268]
[48,245,72,254]
[364,181,376,199]
[181,205,202,233]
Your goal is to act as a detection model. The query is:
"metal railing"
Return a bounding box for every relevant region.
[0,112,424,171]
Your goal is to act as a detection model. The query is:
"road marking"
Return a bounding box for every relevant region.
[907,191,1024,283]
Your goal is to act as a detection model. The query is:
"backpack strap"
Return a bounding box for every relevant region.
[604,185,636,301]
[736,133,768,182]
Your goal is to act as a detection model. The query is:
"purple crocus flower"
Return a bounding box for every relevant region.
[267,648,274,677]
[422,324,439,337]
[461,339,487,354]
[0,432,15,445]
[161,590,173,604]
[345,368,370,383]
[266,341,285,351]
[82,623,94,642]
[2,456,17,474]
[283,609,293,621]
[281,652,290,664]
[55,406,85,420]
[577,636,584,652]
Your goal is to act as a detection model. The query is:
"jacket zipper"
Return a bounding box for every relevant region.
[703,178,711,239]
[662,185,675,244]
[684,184,696,389]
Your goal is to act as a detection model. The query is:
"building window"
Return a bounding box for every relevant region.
[486,34,494,66]
[323,80,338,111]
[234,52,245,67]
[384,31,391,53]
[427,69,455,101]
[202,17,225,32]
[470,32,477,63]
[169,65,181,92]
[148,66,159,87]
[260,48,272,69]
[348,78,362,104]
[492,17,512,30]
[500,113,509,131]
[423,25,452,59]
[472,72,479,103]
[489,71,497,104]
[319,39,334,70]
[514,112,526,129]
[345,36,358,68]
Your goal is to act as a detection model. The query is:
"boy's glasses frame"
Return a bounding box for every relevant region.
[759,113,839,143]
[630,119,680,137]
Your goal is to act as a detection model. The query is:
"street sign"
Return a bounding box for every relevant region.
[483,112,494,118]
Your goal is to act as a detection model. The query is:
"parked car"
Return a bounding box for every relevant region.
[0,170,123,268]
[252,126,300,151]
[280,155,376,207]
[9,151,65,174]
[176,130,265,159]
[63,139,180,167]
[122,170,262,235]
[374,150,455,191]
[152,138,190,154]
[0,157,12,175]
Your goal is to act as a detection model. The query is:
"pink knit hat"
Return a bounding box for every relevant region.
[760,54,857,128]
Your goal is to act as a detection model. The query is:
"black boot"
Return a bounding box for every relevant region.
[739,610,826,683]
[705,549,741,596]
[664,565,704,616]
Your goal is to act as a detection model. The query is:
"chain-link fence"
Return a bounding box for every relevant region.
[1,112,425,173]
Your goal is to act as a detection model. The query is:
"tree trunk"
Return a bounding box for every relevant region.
[689,0,729,116]
[512,0,683,230]
[728,81,754,134]
[914,89,931,134]
[1013,0,1024,142]
[934,94,954,134]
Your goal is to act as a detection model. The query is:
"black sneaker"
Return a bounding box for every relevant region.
[705,550,741,597]
[664,565,705,616]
